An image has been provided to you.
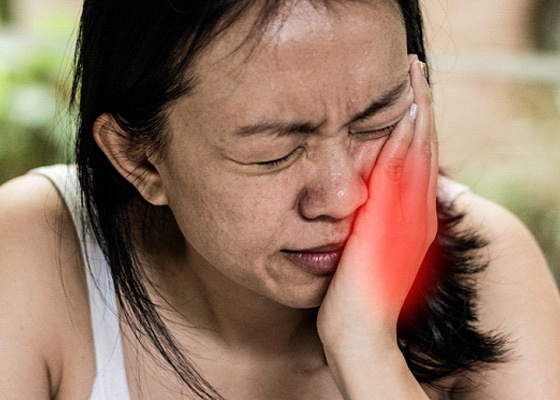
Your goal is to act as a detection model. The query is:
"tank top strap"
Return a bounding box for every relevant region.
[29,165,131,400]
[437,175,470,207]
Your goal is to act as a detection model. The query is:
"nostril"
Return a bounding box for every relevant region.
[296,175,368,221]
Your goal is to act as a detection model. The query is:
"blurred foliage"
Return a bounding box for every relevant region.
[533,0,560,51]
[0,10,75,183]
[0,0,11,25]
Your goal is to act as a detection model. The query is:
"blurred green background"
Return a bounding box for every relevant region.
[0,0,77,182]
[0,0,559,284]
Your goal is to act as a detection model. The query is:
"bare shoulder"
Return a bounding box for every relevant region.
[450,191,560,399]
[0,174,94,399]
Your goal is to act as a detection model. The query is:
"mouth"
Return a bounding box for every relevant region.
[281,242,345,275]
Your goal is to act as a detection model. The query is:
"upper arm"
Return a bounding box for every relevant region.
[0,174,93,399]
[0,175,62,398]
[453,193,560,399]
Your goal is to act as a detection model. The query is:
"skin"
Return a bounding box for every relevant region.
[150,0,413,311]
[0,1,559,399]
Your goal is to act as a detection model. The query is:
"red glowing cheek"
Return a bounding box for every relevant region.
[345,160,437,319]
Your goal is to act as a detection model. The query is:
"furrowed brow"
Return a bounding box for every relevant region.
[351,77,409,122]
[233,120,322,137]
[232,77,408,137]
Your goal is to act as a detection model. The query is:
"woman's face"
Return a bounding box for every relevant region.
[155,1,413,308]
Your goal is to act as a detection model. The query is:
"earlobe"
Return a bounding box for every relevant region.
[93,114,169,206]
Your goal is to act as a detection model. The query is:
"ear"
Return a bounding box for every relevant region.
[93,114,169,206]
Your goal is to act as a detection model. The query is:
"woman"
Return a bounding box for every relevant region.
[0,0,559,398]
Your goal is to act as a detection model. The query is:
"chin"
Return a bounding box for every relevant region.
[278,283,330,310]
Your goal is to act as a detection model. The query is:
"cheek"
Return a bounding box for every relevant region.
[353,136,389,178]
[165,165,299,261]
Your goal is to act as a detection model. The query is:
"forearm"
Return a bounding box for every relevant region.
[325,344,429,400]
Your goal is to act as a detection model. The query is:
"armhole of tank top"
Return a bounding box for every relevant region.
[28,165,131,400]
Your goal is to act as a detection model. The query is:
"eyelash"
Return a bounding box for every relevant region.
[256,147,302,167]
[256,123,397,168]
[354,123,397,138]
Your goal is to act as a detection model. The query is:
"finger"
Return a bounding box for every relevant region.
[414,60,439,210]
[402,59,438,218]
[351,102,416,242]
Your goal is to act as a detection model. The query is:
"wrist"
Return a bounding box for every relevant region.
[325,347,428,400]
[319,315,399,358]
[323,334,401,372]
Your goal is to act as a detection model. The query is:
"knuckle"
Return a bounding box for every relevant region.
[420,138,432,159]
[384,156,405,181]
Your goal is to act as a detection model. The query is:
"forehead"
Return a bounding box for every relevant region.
[172,1,407,132]
[196,0,404,75]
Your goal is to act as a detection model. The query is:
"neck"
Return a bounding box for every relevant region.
[158,247,321,354]
[134,210,322,357]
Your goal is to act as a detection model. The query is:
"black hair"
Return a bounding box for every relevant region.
[71,0,507,398]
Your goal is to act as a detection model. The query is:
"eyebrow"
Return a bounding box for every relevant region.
[232,76,409,137]
[350,76,409,123]
[233,120,322,137]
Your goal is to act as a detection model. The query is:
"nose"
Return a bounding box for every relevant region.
[297,151,369,221]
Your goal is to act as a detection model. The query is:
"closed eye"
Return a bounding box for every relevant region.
[255,124,395,168]
[255,147,303,168]
[351,123,397,138]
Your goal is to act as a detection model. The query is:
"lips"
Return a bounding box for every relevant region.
[282,242,345,275]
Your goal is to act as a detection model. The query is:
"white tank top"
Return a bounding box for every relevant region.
[30,164,469,400]
[30,165,131,400]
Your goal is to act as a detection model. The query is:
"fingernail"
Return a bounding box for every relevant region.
[418,61,428,79]
[408,103,418,122]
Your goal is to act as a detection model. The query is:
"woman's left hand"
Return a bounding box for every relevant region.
[317,56,437,399]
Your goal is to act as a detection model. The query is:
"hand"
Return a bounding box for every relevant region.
[317,56,437,358]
